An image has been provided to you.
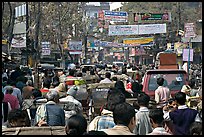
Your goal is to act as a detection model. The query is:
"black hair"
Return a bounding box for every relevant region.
[174,92,186,105]
[65,114,87,135]
[84,131,107,135]
[105,72,111,79]
[43,79,51,88]
[149,108,164,125]
[31,88,42,98]
[113,102,135,126]
[157,77,164,86]
[106,89,126,111]
[69,69,75,77]
[90,69,95,75]
[121,67,127,74]
[111,77,118,81]
[137,92,150,107]
[189,122,202,135]
[2,77,8,82]
[82,67,87,73]
[76,72,83,77]
[189,78,196,88]
[7,109,30,127]
[52,81,60,87]
[1,91,4,101]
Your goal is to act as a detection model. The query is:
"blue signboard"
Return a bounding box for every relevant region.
[104,11,128,16]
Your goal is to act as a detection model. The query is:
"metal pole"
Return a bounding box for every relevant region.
[187,37,191,78]
[26,2,29,66]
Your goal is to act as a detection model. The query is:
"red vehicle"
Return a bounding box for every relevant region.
[142,69,188,99]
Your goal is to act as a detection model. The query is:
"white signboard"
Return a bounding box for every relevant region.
[15,4,27,18]
[183,48,193,61]
[184,23,196,38]
[108,24,166,36]
[69,41,82,50]
[41,42,51,55]
[109,25,139,36]
[139,24,166,34]
[13,22,26,34]
[11,36,26,48]
[104,11,128,22]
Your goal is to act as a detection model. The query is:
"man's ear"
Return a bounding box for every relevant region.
[150,118,154,124]
[130,116,136,125]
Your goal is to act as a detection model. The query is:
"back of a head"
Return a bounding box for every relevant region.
[7,109,30,127]
[106,90,126,111]
[113,102,135,126]
[69,69,75,76]
[105,72,111,79]
[149,108,164,125]
[6,86,14,94]
[45,89,59,102]
[66,114,87,135]
[122,67,127,74]
[32,89,42,99]
[174,92,186,105]
[26,80,33,86]
[189,122,202,135]
[114,80,125,90]
[43,79,51,88]
[189,78,196,88]
[84,131,107,135]
[157,77,164,86]
[137,92,150,107]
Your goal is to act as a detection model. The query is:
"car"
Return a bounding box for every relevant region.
[142,69,189,99]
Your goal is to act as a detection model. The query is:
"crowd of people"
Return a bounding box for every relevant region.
[2,63,202,135]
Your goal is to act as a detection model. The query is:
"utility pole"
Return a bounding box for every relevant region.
[26,2,29,66]
[34,2,41,89]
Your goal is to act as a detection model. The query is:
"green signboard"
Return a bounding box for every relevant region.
[134,13,171,22]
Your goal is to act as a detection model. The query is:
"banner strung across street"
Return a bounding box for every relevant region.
[123,37,154,46]
[108,24,166,35]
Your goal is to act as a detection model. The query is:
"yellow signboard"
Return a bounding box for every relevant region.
[123,37,153,44]
[2,40,8,45]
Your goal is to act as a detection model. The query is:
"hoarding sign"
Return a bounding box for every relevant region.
[15,4,27,18]
[69,41,82,50]
[184,23,196,38]
[109,25,138,35]
[183,48,193,61]
[109,24,166,36]
[41,42,50,55]
[123,37,154,46]
[104,10,128,22]
[11,36,26,48]
[139,24,166,34]
[134,12,171,22]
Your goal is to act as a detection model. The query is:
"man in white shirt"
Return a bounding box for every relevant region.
[99,72,112,83]
[155,77,171,107]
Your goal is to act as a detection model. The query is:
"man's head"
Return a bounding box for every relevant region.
[174,92,186,105]
[149,108,164,128]
[45,89,60,103]
[113,102,136,132]
[157,77,164,86]
[105,72,111,79]
[106,90,126,111]
[137,93,150,107]
[7,109,30,127]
